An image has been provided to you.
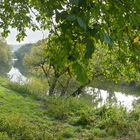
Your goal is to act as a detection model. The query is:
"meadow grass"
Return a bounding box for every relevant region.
[0,78,140,139]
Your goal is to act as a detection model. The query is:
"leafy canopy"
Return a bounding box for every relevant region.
[0,0,140,83]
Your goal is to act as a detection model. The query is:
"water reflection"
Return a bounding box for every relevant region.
[7,60,140,110]
[85,87,140,110]
[7,66,27,84]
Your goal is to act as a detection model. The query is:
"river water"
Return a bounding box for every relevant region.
[85,87,140,110]
[7,60,140,110]
[7,66,27,84]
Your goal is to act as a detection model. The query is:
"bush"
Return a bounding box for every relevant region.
[27,78,48,97]
[93,105,130,137]
[0,132,10,140]
[46,97,73,120]
[6,78,48,99]
[75,109,95,126]
[74,105,131,137]
[59,127,75,138]
[128,104,140,139]
[6,82,30,96]
[92,128,107,137]
[45,97,93,121]
[0,114,49,140]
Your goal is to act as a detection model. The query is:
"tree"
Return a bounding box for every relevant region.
[0,0,140,87]
[14,43,34,75]
[24,40,80,96]
[24,37,139,96]
[0,36,12,76]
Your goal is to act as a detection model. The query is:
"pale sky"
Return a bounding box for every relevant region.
[6,28,49,45]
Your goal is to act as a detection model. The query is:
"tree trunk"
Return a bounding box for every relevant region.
[60,88,66,96]
[60,77,71,96]
[71,85,85,97]
[48,77,57,96]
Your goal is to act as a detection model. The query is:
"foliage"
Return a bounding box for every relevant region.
[0,0,139,84]
[14,43,34,75]
[90,42,140,83]
[0,114,46,140]
[0,36,12,76]
[6,78,48,99]
[0,1,140,138]
[24,41,83,96]
[24,37,140,97]
[45,97,92,120]
[27,78,49,96]
[23,42,48,77]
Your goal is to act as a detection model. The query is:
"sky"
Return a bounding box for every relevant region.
[5,8,50,45]
[6,28,49,45]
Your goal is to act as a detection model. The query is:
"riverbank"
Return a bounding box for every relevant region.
[0,77,140,139]
[6,67,140,111]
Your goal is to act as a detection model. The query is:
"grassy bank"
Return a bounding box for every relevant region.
[0,78,140,139]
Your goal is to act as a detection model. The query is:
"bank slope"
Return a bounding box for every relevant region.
[0,83,140,140]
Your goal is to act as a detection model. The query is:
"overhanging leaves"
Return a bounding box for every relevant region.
[73,62,88,85]
[85,39,95,59]
[77,17,87,31]
[67,15,76,21]
[69,0,79,6]
[104,32,113,47]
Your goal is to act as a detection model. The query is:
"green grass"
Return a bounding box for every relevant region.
[0,78,140,139]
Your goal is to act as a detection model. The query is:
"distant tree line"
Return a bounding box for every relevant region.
[0,36,11,76]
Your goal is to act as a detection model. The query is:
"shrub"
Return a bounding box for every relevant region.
[128,104,140,139]
[6,78,48,99]
[0,132,10,140]
[93,105,130,137]
[27,78,48,97]
[0,114,49,140]
[45,97,93,121]
[60,127,75,138]
[76,109,95,126]
[6,82,30,96]
[46,97,72,120]
[92,128,107,137]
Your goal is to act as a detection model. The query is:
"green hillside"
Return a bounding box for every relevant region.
[0,85,49,139]
[0,78,140,140]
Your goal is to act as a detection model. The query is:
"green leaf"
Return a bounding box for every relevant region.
[73,62,88,84]
[56,11,67,23]
[70,0,79,6]
[85,39,95,59]
[104,32,113,47]
[67,15,76,21]
[55,10,60,23]
[77,17,87,31]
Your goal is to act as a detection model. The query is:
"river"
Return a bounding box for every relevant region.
[7,60,140,110]
[85,87,140,110]
[7,66,27,84]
